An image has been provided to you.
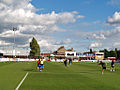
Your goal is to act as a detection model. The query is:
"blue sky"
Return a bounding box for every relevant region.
[31,0,119,20]
[1,0,120,52]
[31,0,120,51]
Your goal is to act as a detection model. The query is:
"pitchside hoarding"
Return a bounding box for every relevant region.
[65,52,95,57]
[76,53,95,57]
[65,52,76,57]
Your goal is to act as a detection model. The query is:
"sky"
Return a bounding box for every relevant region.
[0,0,120,52]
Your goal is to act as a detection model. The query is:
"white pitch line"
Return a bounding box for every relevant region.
[15,72,29,90]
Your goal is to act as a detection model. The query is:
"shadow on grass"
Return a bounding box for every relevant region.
[23,68,34,71]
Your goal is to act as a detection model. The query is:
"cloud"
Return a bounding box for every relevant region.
[0,0,34,10]
[64,39,72,44]
[113,42,120,47]
[77,15,85,19]
[38,40,58,52]
[92,20,101,24]
[86,26,120,50]
[0,0,82,30]
[87,26,120,40]
[89,42,102,48]
[0,0,84,52]
[89,33,106,40]
[107,0,120,6]
[55,39,72,45]
[100,26,120,38]
[107,12,120,25]
[0,39,11,46]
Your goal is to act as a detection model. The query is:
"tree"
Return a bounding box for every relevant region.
[90,48,93,53]
[110,50,116,57]
[104,49,109,58]
[115,48,118,59]
[117,50,120,60]
[99,48,120,60]
[29,37,40,58]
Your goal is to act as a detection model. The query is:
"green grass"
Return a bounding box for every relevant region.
[0,61,120,90]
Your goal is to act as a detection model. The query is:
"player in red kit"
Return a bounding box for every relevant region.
[98,61,107,74]
[37,59,40,71]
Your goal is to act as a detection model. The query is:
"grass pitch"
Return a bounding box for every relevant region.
[0,61,120,90]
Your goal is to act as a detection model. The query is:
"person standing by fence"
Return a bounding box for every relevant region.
[110,60,115,71]
[64,58,67,67]
[69,58,72,66]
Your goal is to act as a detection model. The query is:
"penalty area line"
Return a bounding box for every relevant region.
[15,72,29,90]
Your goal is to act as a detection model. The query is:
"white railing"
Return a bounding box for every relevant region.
[0,58,35,61]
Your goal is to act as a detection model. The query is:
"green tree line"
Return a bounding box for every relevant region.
[99,48,120,60]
